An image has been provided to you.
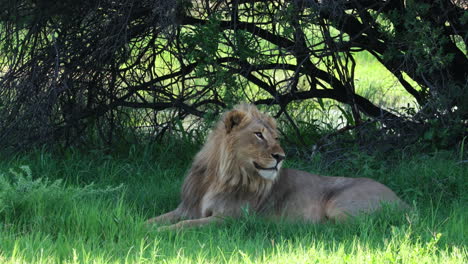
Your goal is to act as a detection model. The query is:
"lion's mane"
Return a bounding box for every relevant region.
[177,103,276,218]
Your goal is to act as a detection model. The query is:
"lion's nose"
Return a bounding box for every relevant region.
[271,153,285,162]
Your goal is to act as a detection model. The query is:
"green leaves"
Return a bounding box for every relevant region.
[0,165,123,222]
[182,15,222,66]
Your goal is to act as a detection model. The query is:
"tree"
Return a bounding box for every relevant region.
[0,0,466,149]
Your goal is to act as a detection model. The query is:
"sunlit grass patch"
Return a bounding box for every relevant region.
[353,51,419,110]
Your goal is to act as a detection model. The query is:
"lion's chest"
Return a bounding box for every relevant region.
[200,191,256,217]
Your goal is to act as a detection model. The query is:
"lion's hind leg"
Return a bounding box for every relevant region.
[325,179,402,222]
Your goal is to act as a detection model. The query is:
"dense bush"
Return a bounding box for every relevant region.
[0,165,123,230]
[0,0,466,150]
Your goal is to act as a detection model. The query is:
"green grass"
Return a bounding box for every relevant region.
[0,141,466,263]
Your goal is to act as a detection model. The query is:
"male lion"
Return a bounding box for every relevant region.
[148,103,406,230]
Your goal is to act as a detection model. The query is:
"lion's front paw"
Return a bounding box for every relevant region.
[146,217,160,226]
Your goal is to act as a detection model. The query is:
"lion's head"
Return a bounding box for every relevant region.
[189,103,285,187]
[220,103,285,181]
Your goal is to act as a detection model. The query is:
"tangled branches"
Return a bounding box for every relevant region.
[0,0,466,149]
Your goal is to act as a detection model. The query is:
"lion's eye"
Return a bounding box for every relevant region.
[254,132,264,140]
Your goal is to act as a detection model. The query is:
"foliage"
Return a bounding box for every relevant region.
[0,165,123,229]
[0,0,467,150]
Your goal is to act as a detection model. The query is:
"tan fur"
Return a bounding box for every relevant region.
[148,103,406,230]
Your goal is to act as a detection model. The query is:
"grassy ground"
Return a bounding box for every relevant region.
[0,139,466,263]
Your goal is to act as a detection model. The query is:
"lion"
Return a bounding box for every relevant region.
[148,103,406,230]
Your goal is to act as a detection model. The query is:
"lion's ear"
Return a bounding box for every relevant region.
[224,110,246,133]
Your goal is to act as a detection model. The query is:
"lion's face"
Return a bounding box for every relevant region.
[224,106,285,181]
